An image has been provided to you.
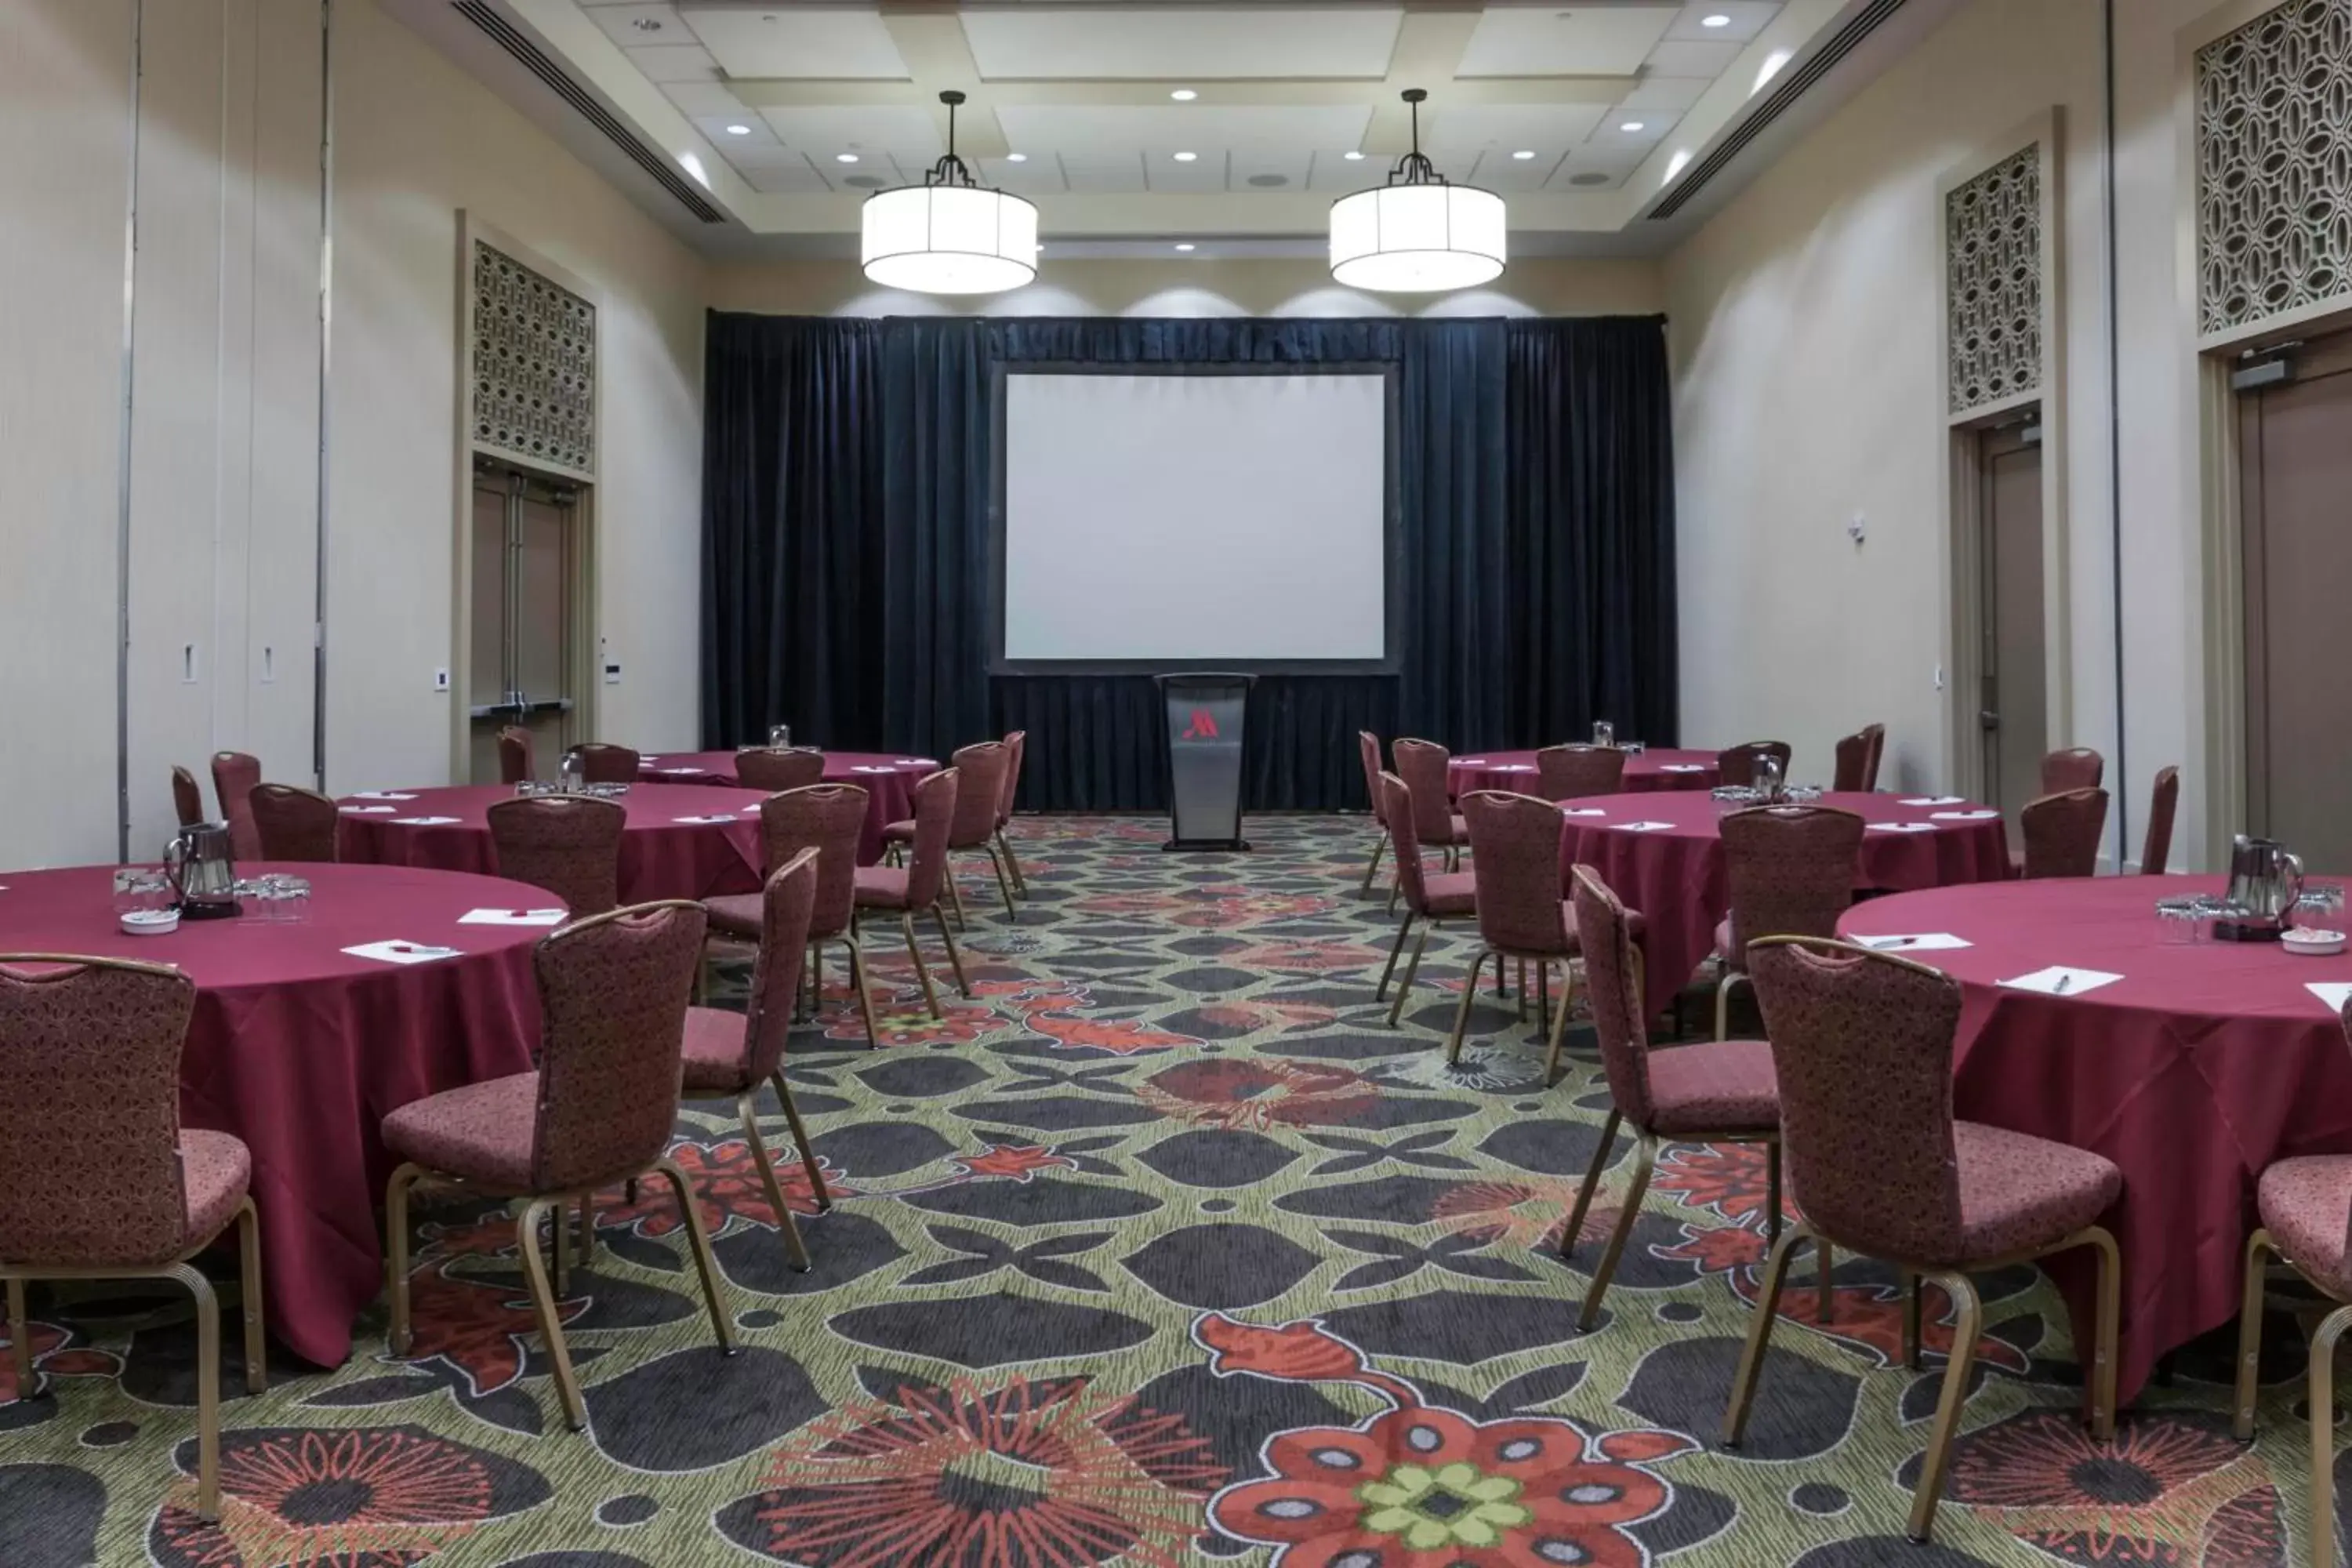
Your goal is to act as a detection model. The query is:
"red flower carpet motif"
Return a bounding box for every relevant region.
[1138,1058,1383,1130]
[387,1260,587,1398]
[1196,1313,1695,1568]
[0,1317,118,1400]
[590,1138,843,1239]
[152,1427,505,1567]
[1650,1142,1786,1228]
[950,1142,1076,1182]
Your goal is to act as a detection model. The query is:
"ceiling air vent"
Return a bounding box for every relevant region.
[1648,0,1911,221]
[451,0,727,224]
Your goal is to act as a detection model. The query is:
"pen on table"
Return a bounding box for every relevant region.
[2053,973,2072,994]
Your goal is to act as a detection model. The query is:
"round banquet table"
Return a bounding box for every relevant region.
[1840,875,2352,1404]
[0,863,550,1365]
[1450,747,1722,797]
[1562,789,2013,1017]
[633,750,941,864]
[336,783,767,902]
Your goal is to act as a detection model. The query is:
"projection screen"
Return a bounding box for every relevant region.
[995,368,1395,670]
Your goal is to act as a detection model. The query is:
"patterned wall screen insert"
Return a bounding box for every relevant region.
[2198,0,2352,336]
[472,240,596,476]
[1946,145,2043,415]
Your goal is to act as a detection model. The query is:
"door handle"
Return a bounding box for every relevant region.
[1979,710,2001,732]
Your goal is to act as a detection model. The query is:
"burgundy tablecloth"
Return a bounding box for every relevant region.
[1561,789,2012,1017]
[0,863,549,1365]
[1448,748,1722,797]
[633,751,939,864]
[337,783,766,902]
[1841,875,2352,1405]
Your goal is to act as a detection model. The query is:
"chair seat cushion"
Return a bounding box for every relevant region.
[680,1007,752,1094]
[880,819,916,843]
[2259,1155,2352,1297]
[180,1129,252,1246]
[853,864,909,908]
[1948,1120,2122,1265]
[1645,1039,1779,1135]
[704,892,762,940]
[382,1072,539,1193]
[1423,870,1477,918]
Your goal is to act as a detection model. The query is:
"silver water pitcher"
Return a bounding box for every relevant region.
[1754,749,1787,801]
[164,822,241,920]
[2217,834,2305,942]
[557,749,584,793]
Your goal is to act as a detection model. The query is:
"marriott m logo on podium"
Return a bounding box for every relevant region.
[1180,710,1220,741]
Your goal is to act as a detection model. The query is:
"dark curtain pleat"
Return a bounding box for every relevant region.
[1396,318,1510,749]
[879,318,993,756]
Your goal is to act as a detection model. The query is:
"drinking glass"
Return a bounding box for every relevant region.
[1623,740,1646,757]
[2155,895,2201,946]
[114,867,147,917]
[2296,882,2347,935]
[277,874,312,924]
[1591,720,1614,747]
[768,723,793,748]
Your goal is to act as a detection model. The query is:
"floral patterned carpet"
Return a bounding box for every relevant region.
[0,815,2333,1566]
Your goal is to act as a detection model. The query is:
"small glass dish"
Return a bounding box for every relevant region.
[581,782,630,800]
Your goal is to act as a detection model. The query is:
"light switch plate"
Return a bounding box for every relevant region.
[604,661,622,686]
[433,667,450,693]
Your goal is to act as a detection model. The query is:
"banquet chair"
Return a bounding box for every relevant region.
[884,742,1014,924]
[2020,788,2109,879]
[1713,804,1866,1041]
[995,730,1030,899]
[1535,743,1628,801]
[171,765,207,829]
[1563,866,1779,1330]
[680,848,828,1270]
[2140,766,2180,876]
[498,726,535,785]
[1357,732,1392,894]
[210,750,262,861]
[704,784,880,1046]
[487,795,624,918]
[568,742,641,785]
[734,746,826,793]
[854,768,970,1019]
[249,783,341,862]
[1375,772,1477,1026]
[2042,746,2105,793]
[0,955,263,1522]
[1727,937,2120,1544]
[2233,1000,2352,1565]
[1832,725,1886,792]
[1392,739,1468,880]
[383,901,732,1434]
[1716,741,1793,788]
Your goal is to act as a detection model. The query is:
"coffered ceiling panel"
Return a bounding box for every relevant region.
[994,105,1374,158]
[682,5,909,78]
[958,5,1406,80]
[1664,1,1780,42]
[1455,5,1679,78]
[1421,104,1611,162]
[756,104,945,159]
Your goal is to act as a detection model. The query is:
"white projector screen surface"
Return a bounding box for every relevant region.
[1001,371,1388,662]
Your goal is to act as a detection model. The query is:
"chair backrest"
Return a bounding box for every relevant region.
[1861,724,1886,791]
[568,742,641,784]
[1569,866,1657,1129]
[249,783,341,862]
[735,747,826,793]
[498,727,535,785]
[997,731,1027,828]
[757,784,867,939]
[2042,747,2104,793]
[1462,791,1570,956]
[488,796,625,917]
[946,742,1007,848]
[1534,744,1627,802]
[171,766,206,829]
[1357,732,1385,820]
[2141,766,2180,876]
[1390,739,1457,845]
[0,955,198,1266]
[1832,730,1873,792]
[529,900,706,1193]
[742,849,819,1083]
[1719,805,1866,963]
[902,768,961,907]
[2021,787,2109,879]
[1379,772,1439,917]
[1715,741,1793,788]
[1748,937,1965,1262]
[211,750,262,860]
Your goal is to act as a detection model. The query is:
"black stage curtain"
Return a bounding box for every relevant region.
[701,310,1676,812]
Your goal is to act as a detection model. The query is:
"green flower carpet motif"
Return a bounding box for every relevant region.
[0,815,2332,1565]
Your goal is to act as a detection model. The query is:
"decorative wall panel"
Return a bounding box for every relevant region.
[1946,146,2043,415]
[471,240,596,476]
[2197,0,2352,336]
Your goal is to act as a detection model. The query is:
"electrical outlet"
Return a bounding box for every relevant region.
[433,667,451,693]
[604,661,622,687]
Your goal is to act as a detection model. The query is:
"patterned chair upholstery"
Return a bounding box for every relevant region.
[1561,867,1780,1330]
[210,750,263,861]
[0,955,263,1521]
[994,731,1031,900]
[487,795,624,918]
[2020,788,2108,879]
[382,902,733,1434]
[1534,744,1627,802]
[1356,731,1391,895]
[568,742,641,785]
[1375,772,1479,1027]
[497,727,535,786]
[171,766,207,829]
[706,785,877,1044]
[1861,724,1886,790]
[1712,804,1866,1039]
[2041,746,2104,793]
[734,747,826,793]
[883,742,1018,923]
[1391,740,1468,871]
[2140,766,2180,876]
[249,782,340,862]
[1715,741,1793,788]
[854,768,970,1024]
[1831,726,1885,792]
[1729,937,2122,1544]
[679,848,829,1269]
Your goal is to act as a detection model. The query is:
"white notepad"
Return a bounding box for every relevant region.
[659,767,705,775]
[1661,764,1708,773]
[1561,808,1607,818]
[896,759,936,768]
[350,790,417,801]
[1853,933,1974,953]
[390,816,462,826]
[343,939,461,966]
[2309,982,2352,1013]
[1867,822,1940,834]
[1999,966,2124,996]
[1612,820,1674,833]
[458,908,567,927]
[339,804,394,815]
[1488,764,1534,773]
[1456,758,1488,766]
[1930,810,2002,822]
[674,814,740,825]
[1901,796,1967,808]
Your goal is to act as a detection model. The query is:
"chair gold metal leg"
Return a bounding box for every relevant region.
[1377,912,1417,1002]
[1561,1109,1621,1258]
[1444,950,1488,1065]
[1579,1133,1656,1330]
[385,1162,423,1355]
[1512,957,1524,1017]
[1901,1270,1923,1370]
[1907,1269,1984,1544]
[945,863,970,931]
[2083,1225,2121,1439]
[1359,827,1388,893]
[514,1197,586,1432]
[771,1068,832,1211]
[1817,1241,1834,1324]
[1388,867,1403,915]
[1763,1138,1783,1245]
[996,828,1029,896]
[803,940,820,1022]
[1541,961,1575,1084]
[553,1193,572,1297]
[172,1261,223,1520]
[236,1198,266,1393]
[1723,1223,1807,1446]
[986,844,1018,921]
[847,932,883,1047]
[931,906,972,997]
[901,912,943,1018]
[4,1279,31,1399]
[2236,1228,2274,1442]
[579,1196,596,1272]
[1388,921,1433,1028]
[655,1157,737,1353]
[740,1091,811,1272]
[2310,1303,2352,1568]
[1714,971,1745,1042]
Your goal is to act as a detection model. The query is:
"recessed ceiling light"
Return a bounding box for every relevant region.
[1005,151,1027,162]
[1620,121,1646,132]
[1702,12,1733,26]
[1344,150,1366,161]
[1512,149,1537,160]
[835,153,859,163]
[724,123,752,136]
[630,16,662,31]
[1174,242,1196,252]
[1170,89,1198,101]
[1173,151,1198,162]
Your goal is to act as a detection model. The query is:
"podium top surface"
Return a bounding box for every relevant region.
[1151,672,1260,690]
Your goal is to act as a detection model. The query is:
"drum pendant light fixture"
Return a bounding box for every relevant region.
[1328,89,1506,292]
[861,90,1038,294]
